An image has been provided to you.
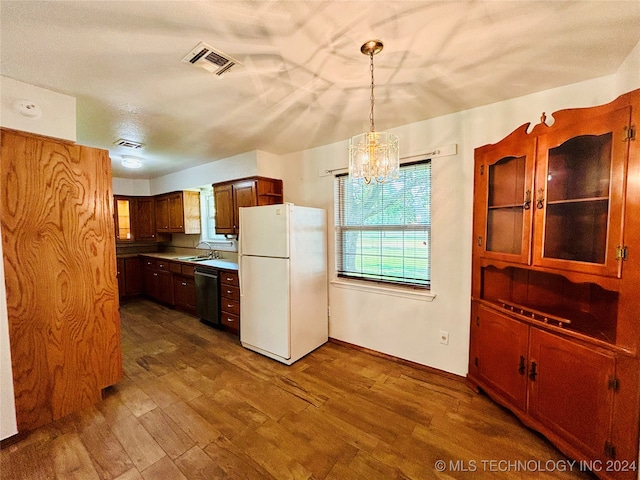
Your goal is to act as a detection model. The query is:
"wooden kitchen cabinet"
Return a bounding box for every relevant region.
[135,196,157,241]
[219,270,240,334]
[468,89,640,479]
[213,176,283,235]
[114,196,134,242]
[141,257,174,305]
[173,274,196,313]
[156,191,201,234]
[117,256,142,298]
[1,128,122,433]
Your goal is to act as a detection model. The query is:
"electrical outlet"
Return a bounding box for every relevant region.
[439,331,449,345]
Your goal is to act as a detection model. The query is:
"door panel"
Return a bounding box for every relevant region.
[477,305,529,412]
[528,328,615,461]
[240,255,290,359]
[239,204,289,258]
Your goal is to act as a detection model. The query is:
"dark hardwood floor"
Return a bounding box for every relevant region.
[1,298,595,479]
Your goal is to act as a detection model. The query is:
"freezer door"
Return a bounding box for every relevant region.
[239,204,289,258]
[240,255,290,359]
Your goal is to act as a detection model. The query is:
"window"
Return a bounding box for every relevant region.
[335,160,431,288]
[199,188,236,249]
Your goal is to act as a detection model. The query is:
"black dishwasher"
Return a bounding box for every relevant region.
[194,267,220,327]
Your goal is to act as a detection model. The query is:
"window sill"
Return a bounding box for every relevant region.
[330,278,436,302]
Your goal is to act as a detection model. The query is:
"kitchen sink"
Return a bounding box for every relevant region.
[176,255,210,261]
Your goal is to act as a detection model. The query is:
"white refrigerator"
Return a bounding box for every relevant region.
[239,204,328,365]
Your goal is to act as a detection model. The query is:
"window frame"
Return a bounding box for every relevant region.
[334,159,432,290]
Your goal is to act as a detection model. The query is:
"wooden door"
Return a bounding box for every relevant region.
[1,129,122,432]
[168,193,184,231]
[528,328,615,462]
[174,275,195,312]
[155,195,170,232]
[157,271,174,305]
[533,107,631,277]
[233,180,258,232]
[475,127,536,265]
[477,305,529,412]
[213,184,234,234]
[135,197,156,241]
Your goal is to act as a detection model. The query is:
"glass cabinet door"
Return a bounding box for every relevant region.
[477,135,536,265]
[533,107,630,277]
[115,197,133,241]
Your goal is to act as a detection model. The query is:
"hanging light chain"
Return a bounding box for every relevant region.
[369,51,375,133]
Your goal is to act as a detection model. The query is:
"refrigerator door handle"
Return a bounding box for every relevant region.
[239,256,243,298]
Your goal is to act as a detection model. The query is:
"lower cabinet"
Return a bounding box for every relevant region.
[473,302,618,468]
[219,270,240,335]
[174,275,196,313]
[142,258,174,305]
[117,257,142,298]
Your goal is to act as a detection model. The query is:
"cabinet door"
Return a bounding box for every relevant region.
[476,134,536,265]
[114,196,134,242]
[158,271,174,305]
[533,107,630,277]
[155,195,170,232]
[477,305,529,412]
[117,258,125,297]
[528,328,615,462]
[233,180,258,232]
[142,267,158,298]
[168,193,184,231]
[135,197,156,241]
[213,184,234,234]
[124,257,142,295]
[174,275,196,312]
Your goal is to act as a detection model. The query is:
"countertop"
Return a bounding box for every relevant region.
[132,252,239,271]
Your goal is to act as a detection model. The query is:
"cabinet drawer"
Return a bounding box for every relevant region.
[221,285,240,301]
[221,312,239,333]
[181,264,195,277]
[143,258,157,269]
[157,261,170,272]
[221,298,240,316]
[170,262,181,274]
[220,270,239,286]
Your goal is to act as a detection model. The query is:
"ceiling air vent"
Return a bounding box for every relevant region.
[181,42,241,76]
[114,138,144,149]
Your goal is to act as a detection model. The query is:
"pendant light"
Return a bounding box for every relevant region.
[349,40,399,184]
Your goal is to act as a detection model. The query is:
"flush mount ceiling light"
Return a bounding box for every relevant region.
[121,155,143,169]
[349,40,399,185]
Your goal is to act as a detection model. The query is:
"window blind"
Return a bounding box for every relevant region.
[334,160,431,288]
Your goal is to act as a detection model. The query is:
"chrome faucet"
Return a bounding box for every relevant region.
[196,241,215,259]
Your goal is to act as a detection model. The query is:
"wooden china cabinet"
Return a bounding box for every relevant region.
[468,89,640,480]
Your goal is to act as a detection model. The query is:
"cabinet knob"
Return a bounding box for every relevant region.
[153,273,158,277]
[523,190,531,210]
[536,189,545,209]
[182,282,187,286]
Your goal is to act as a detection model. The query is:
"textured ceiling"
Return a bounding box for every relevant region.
[1,1,639,179]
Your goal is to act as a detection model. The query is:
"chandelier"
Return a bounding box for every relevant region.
[349,40,399,184]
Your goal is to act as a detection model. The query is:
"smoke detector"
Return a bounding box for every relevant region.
[181,42,242,76]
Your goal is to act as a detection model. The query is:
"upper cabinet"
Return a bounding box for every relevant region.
[213,176,283,235]
[155,191,201,234]
[533,107,630,278]
[135,196,157,241]
[476,105,632,279]
[114,196,134,242]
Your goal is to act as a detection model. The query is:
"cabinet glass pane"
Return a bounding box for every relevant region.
[116,199,132,240]
[487,155,526,255]
[487,207,523,254]
[544,133,612,264]
[488,156,526,207]
[547,134,612,202]
[544,200,608,264]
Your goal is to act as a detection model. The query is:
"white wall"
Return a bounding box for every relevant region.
[112,178,151,196]
[280,69,639,377]
[0,76,76,141]
[148,151,258,195]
